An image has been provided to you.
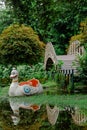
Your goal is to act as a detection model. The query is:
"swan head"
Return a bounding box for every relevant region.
[11,115,20,125]
[10,68,18,79]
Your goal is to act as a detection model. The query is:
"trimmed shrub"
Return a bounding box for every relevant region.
[0,24,45,65]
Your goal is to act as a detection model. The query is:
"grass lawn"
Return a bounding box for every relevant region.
[0,86,9,97]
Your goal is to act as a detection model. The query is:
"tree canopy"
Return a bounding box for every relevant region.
[0,8,15,33]
[1,0,87,54]
[0,24,45,65]
[69,18,87,84]
[70,18,87,48]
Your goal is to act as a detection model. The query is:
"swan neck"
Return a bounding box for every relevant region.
[12,79,18,82]
[12,77,18,83]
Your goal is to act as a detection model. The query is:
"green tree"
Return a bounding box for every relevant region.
[78,50,87,84]
[5,0,58,42]
[70,18,87,48]
[4,0,87,55]
[0,24,45,65]
[0,8,16,34]
[54,0,87,54]
[79,19,87,84]
[70,18,87,84]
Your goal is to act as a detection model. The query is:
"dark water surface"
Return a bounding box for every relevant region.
[0,97,87,130]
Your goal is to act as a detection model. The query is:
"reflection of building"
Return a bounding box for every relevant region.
[46,104,59,125]
[46,104,87,126]
[71,107,87,126]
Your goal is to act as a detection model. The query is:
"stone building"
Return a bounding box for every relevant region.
[44,42,84,71]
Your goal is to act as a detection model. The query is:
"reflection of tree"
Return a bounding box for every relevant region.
[0,99,13,129]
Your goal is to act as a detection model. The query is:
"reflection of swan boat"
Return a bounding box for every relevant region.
[9,68,43,96]
[9,98,40,125]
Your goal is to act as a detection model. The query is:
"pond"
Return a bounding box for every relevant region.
[0,95,87,130]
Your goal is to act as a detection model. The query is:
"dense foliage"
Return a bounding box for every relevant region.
[0,63,51,87]
[70,18,87,84]
[0,24,45,65]
[4,0,87,54]
[0,8,15,34]
[0,63,45,87]
[78,50,87,84]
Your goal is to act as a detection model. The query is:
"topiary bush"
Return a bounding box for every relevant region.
[0,24,45,65]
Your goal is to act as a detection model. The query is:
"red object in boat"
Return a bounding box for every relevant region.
[19,78,39,87]
[30,104,40,111]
